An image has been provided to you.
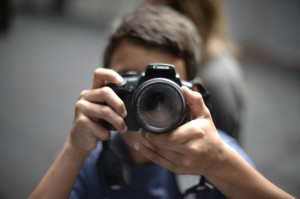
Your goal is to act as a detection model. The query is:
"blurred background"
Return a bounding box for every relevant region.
[0,0,299,198]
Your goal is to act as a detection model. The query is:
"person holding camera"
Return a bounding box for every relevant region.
[146,0,247,143]
[29,4,294,199]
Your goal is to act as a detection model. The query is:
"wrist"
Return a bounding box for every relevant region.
[65,137,91,160]
[204,140,233,179]
[204,140,253,194]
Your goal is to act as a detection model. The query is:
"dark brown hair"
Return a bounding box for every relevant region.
[103,4,201,80]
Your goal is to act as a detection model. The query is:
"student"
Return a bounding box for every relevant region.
[29,5,294,199]
[146,0,247,142]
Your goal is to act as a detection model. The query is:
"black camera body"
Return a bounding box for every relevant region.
[106,63,207,133]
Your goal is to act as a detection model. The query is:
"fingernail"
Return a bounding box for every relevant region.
[134,143,140,151]
[115,75,123,84]
[122,110,127,118]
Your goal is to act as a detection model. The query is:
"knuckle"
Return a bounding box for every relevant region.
[79,90,88,99]
[98,105,111,118]
[104,105,114,115]
[194,128,205,138]
[101,131,111,140]
[115,101,125,112]
[75,100,85,111]
[100,86,112,95]
[191,143,206,158]
[116,118,126,129]
[194,92,203,101]
[75,115,90,126]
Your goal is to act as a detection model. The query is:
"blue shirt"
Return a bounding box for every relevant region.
[70,131,254,199]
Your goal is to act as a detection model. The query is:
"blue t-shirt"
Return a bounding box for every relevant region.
[70,131,254,199]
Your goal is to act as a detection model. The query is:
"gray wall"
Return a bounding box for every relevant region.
[225,0,300,67]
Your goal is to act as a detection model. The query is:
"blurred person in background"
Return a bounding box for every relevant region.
[29,4,294,199]
[146,0,246,143]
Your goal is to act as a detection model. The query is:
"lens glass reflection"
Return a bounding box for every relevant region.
[137,84,183,129]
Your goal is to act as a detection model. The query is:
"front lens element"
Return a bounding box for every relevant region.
[133,78,187,133]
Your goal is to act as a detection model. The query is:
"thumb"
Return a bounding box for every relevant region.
[181,86,210,119]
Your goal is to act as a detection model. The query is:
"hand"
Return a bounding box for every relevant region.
[69,68,128,151]
[134,86,225,176]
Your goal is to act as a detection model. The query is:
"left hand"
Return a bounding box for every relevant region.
[134,86,226,176]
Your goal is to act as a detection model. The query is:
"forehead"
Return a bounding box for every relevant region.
[108,39,187,80]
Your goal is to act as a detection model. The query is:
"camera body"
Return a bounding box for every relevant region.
[105,63,206,133]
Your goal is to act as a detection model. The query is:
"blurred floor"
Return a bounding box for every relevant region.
[0,15,299,198]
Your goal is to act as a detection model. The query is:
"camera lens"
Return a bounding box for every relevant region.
[133,78,187,133]
[145,91,173,121]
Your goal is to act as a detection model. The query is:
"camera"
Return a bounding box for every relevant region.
[105,63,208,133]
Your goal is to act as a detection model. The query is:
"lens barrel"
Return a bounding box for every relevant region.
[132,78,188,133]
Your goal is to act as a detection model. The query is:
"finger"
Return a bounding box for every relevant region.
[141,121,205,149]
[76,99,127,133]
[80,87,127,118]
[181,86,210,119]
[76,114,111,140]
[91,122,111,141]
[134,143,181,173]
[153,145,182,163]
[138,132,182,159]
[141,130,181,148]
[71,114,111,150]
[92,68,123,88]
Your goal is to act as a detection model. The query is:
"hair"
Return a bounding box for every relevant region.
[103,4,201,81]
[169,0,240,61]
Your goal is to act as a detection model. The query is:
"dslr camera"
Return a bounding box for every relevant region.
[105,63,208,133]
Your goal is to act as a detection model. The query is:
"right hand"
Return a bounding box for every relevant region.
[69,68,128,152]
